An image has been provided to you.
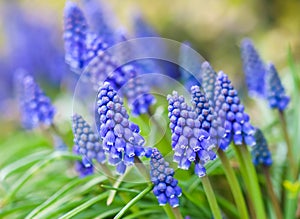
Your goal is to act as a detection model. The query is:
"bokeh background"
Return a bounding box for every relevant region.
[0,0,299,143]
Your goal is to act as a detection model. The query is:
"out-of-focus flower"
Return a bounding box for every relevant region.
[266,63,290,111]
[72,114,106,164]
[147,148,182,207]
[64,1,88,73]
[240,38,266,97]
[17,73,55,130]
[251,129,272,166]
[214,71,256,149]
[191,85,225,148]
[81,0,119,47]
[179,42,202,89]
[201,62,217,107]
[97,82,145,174]
[121,65,155,116]
[73,145,94,178]
[167,91,216,177]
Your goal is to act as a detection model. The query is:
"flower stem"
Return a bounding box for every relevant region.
[278,110,297,179]
[201,175,222,219]
[217,150,249,219]
[262,166,283,219]
[239,144,267,219]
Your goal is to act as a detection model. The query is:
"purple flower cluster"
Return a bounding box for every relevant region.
[191,85,225,148]
[147,148,182,207]
[72,114,106,164]
[214,71,256,149]
[240,38,266,97]
[266,63,290,111]
[64,1,88,73]
[18,73,55,130]
[201,62,217,107]
[97,82,145,174]
[121,65,156,116]
[251,129,272,166]
[167,91,216,177]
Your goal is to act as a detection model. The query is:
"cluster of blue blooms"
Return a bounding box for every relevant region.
[251,129,273,166]
[241,38,290,111]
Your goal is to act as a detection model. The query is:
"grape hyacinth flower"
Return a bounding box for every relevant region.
[240,38,266,97]
[201,62,217,107]
[167,91,216,177]
[72,114,106,164]
[214,71,256,149]
[266,63,290,111]
[64,1,88,73]
[191,85,225,148]
[18,74,55,130]
[121,65,155,116]
[97,82,145,174]
[251,129,272,166]
[147,148,182,207]
[73,145,94,178]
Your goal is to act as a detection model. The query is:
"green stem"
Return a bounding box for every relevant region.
[217,150,249,219]
[239,144,267,219]
[263,166,283,219]
[201,175,222,219]
[278,110,297,179]
[114,185,153,219]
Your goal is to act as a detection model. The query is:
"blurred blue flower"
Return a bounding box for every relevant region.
[167,91,216,177]
[64,1,88,73]
[72,114,106,164]
[17,73,56,130]
[147,147,182,208]
[266,63,290,111]
[251,129,272,166]
[179,42,202,89]
[214,71,256,149]
[240,38,266,97]
[201,62,217,107]
[97,82,145,174]
[73,145,94,178]
[81,0,119,47]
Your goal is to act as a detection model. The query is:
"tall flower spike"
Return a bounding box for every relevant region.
[18,73,55,130]
[147,148,182,208]
[167,91,216,177]
[73,145,94,178]
[251,129,272,166]
[214,71,256,149]
[179,42,201,89]
[97,82,145,174]
[72,114,106,164]
[191,86,225,148]
[64,1,88,73]
[266,63,290,111]
[121,65,155,116]
[201,62,217,107]
[240,38,266,97]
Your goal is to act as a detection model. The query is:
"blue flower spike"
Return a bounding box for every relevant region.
[251,129,272,166]
[240,38,266,97]
[18,73,56,130]
[201,61,217,107]
[63,1,88,73]
[266,63,290,111]
[97,82,145,174]
[214,71,256,149]
[167,91,216,177]
[73,145,94,178]
[149,148,182,208]
[72,114,106,164]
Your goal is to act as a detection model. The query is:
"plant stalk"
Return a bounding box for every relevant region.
[217,150,249,219]
[262,166,283,219]
[201,175,222,219]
